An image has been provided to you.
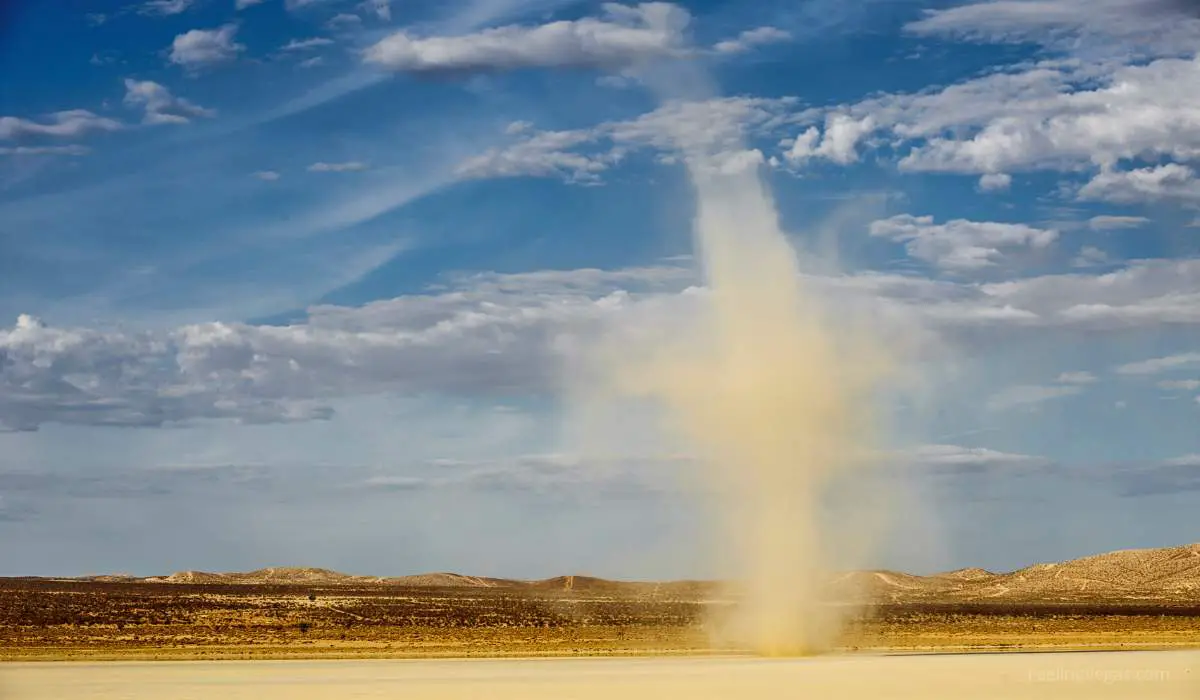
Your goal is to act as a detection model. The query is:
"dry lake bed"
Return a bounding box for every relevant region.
[2,651,1198,699]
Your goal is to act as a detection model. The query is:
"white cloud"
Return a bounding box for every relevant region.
[458,129,613,183]
[1158,379,1200,391]
[1078,164,1200,204]
[286,0,345,9]
[1165,454,1200,467]
[462,96,795,182]
[1116,353,1200,375]
[169,25,245,72]
[1088,215,1150,230]
[4,253,1200,430]
[869,214,1057,271]
[361,0,391,21]
[327,13,363,29]
[139,0,196,16]
[785,113,874,165]
[298,57,325,68]
[903,444,1051,471]
[0,145,90,156]
[776,50,1200,204]
[236,0,267,8]
[1070,245,1110,268]
[0,268,688,430]
[281,37,335,52]
[1008,261,1200,326]
[978,172,1012,191]
[0,110,122,139]
[308,161,370,172]
[986,384,1082,411]
[895,57,1200,174]
[905,0,1200,58]
[253,170,281,181]
[713,26,791,54]
[122,79,216,125]
[363,2,690,73]
[1056,371,1097,385]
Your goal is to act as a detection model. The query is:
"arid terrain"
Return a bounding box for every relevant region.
[3,543,1200,661]
[6,653,1200,700]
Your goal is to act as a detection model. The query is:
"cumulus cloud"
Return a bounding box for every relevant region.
[869,214,1058,271]
[1078,164,1200,204]
[0,110,121,140]
[897,57,1200,175]
[0,268,689,430]
[122,79,216,125]
[4,255,1200,430]
[773,49,1200,203]
[363,2,690,73]
[169,24,245,72]
[713,26,791,54]
[253,170,281,181]
[308,161,370,172]
[784,113,875,165]
[1158,379,1200,391]
[236,0,267,7]
[977,172,1012,191]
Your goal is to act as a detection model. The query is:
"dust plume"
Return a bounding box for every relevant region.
[582,141,897,655]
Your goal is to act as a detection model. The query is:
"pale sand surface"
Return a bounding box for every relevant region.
[2,651,1197,699]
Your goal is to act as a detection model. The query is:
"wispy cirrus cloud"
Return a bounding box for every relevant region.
[138,0,197,17]
[0,145,90,156]
[713,26,791,54]
[0,110,121,139]
[1116,353,1200,375]
[308,161,370,172]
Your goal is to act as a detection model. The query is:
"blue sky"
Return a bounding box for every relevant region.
[1,0,1199,578]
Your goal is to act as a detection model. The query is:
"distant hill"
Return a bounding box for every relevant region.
[54,542,1200,604]
[829,543,1200,604]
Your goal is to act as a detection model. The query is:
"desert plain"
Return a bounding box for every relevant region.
[3,542,1200,662]
[3,543,1200,698]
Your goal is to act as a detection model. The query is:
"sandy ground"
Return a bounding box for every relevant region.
[2,651,1197,699]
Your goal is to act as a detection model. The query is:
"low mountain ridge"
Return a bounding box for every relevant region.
[62,542,1200,604]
